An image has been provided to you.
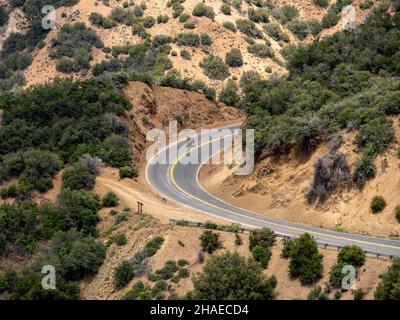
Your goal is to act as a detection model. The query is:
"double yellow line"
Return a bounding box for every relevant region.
[168,136,400,252]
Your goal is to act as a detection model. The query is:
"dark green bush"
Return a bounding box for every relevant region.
[219,79,240,107]
[247,43,274,58]
[176,32,200,47]
[199,230,223,254]
[249,228,276,250]
[45,229,106,279]
[221,3,231,15]
[223,21,237,32]
[143,16,156,28]
[287,234,323,285]
[337,246,366,267]
[112,233,127,246]
[192,3,215,20]
[62,163,95,191]
[251,245,272,269]
[236,19,263,38]
[192,251,277,299]
[225,48,243,67]
[395,205,400,223]
[313,0,329,8]
[248,8,269,23]
[375,258,400,300]
[119,165,138,179]
[200,33,212,46]
[200,55,230,80]
[115,261,134,289]
[370,196,386,213]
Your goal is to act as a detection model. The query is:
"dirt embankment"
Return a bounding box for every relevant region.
[200,122,400,238]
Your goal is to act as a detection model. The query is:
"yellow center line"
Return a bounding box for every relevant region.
[169,135,400,252]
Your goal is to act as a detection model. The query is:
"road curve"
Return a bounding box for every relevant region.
[146,125,400,257]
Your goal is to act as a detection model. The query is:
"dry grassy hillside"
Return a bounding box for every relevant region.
[0,0,379,89]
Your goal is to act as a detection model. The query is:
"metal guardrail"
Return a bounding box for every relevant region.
[169,219,395,260]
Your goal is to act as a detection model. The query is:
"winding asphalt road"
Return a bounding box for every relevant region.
[146,125,400,257]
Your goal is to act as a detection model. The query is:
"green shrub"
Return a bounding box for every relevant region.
[119,166,138,179]
[157,14,169,23]
[200,33,212,46]
[184,22,195,29]
[115,261,134,289]
[199,230,223,254]
[251,245,272,269]
[111,233,127,246]
[313,0,329,8]
[308,19,323,37]
[176,32,200,47]
[0,5,9,26]
[62,163,95,191]
[353,289,365,300]
[219,79,240,107]
[395,205,400,223]
[322,11,340,29]
[264,23,288,41]
[249,228,276,250]
[359,1,374,10]
[178,259,190,267]
[192,251,277,299]
[223,21,237,32]
[371,196,386,213]
[329,262,349,288]
[337,246,366,267]
[200,55,230,80]
[287,234,323,285]
[115,213,128,224]
[143,16,156,28]
[248,8,269,23]
[179,13,191,23]
[147,273,161,282]
[178,268,190,278]
[287,19,309,40]
[375,258,400,299]
[192,3,215,20]
[236,19,263,38]
[307,286,328,300]
[221,3,231,15]
[102,192,119,207]
[247,43,274,58]
[225,48,243,67]
[180,49,192,60]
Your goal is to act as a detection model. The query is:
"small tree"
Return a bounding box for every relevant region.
[225,48,243,67]
[249,228,276,251]
[199,230,223,254]
[375,258,400,300]
[395,205,400,223]
[115,261,134,289]
[102,192,119,207]
[119,165,138,179]
[371,196,386,213]
[219,79,240,107]
[251,245,272,269]
[337,246,366,267]
[287,234,323,285]
[192,251,277,299]
[62,163,95,191]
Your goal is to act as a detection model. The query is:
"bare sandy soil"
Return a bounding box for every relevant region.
[200,120,400,238]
